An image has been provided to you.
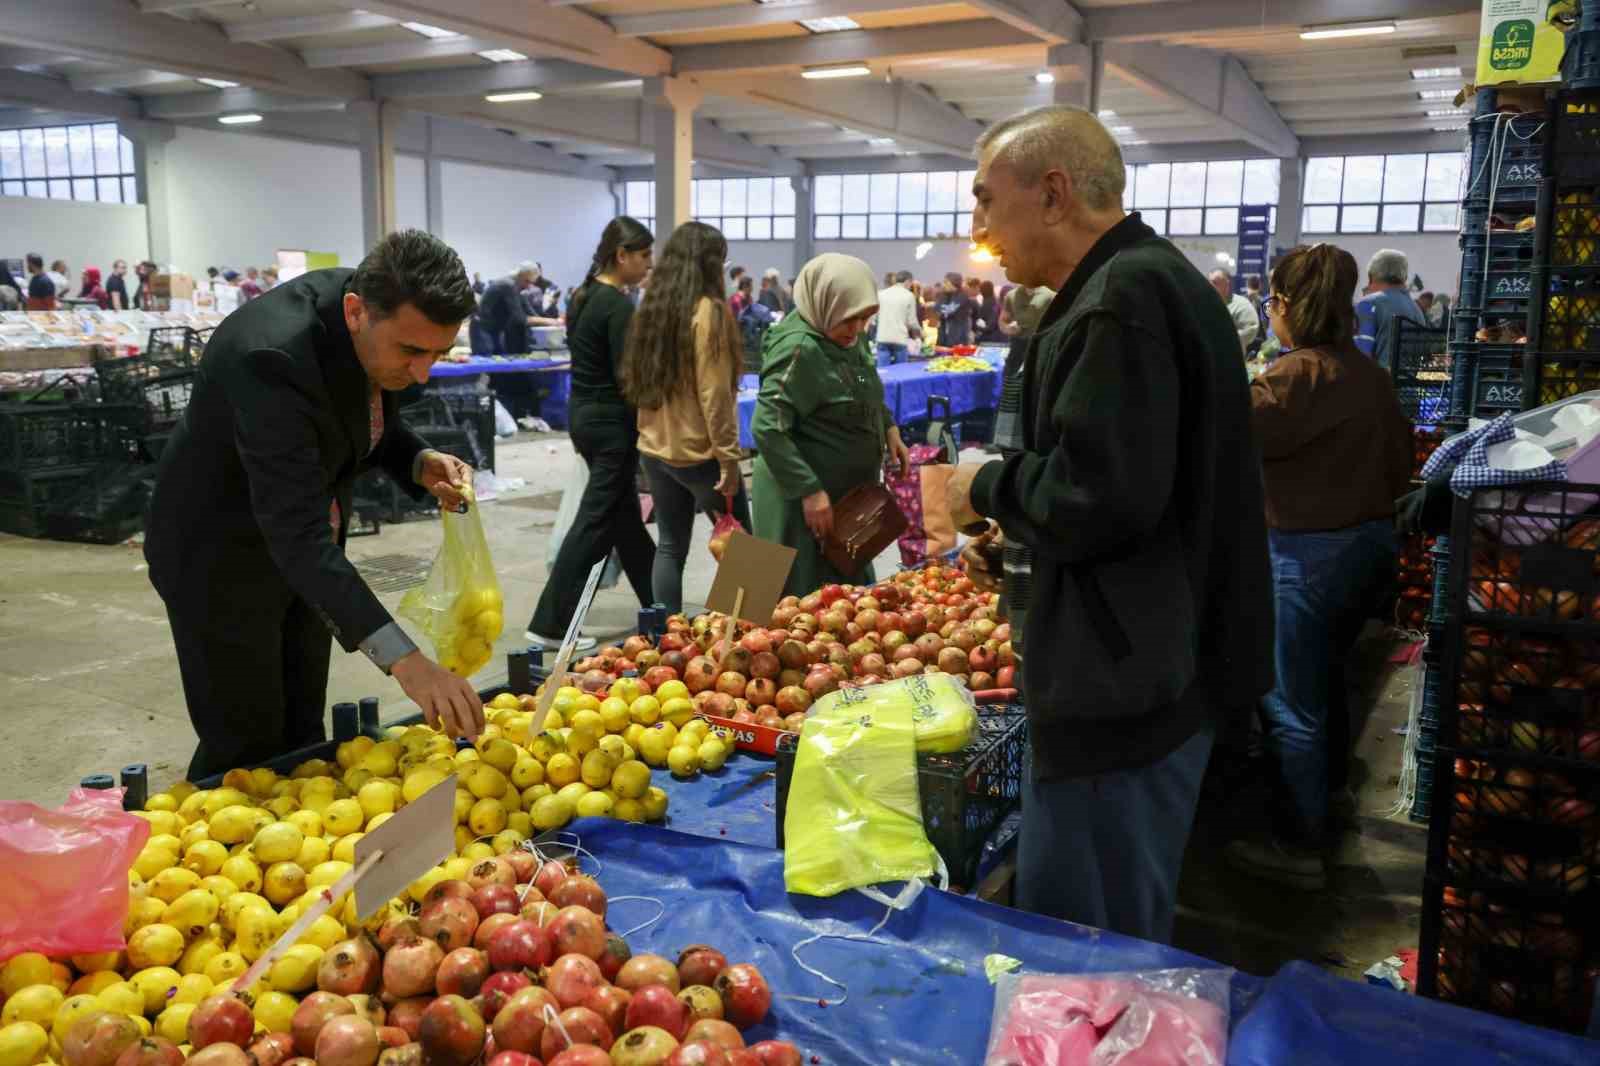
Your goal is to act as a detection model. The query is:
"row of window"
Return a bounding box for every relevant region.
[0,123,139,204]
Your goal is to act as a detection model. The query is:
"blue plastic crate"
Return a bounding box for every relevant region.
[1463,118,1544,205]
[1428,537,1453,625]
[1445,342,1524,419]
[1457,230,1535,314]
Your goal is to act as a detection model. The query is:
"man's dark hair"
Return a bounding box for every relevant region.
[894,270,912,284]
[352,229,476,325]
[26,253,42,271]
[944,271,962,286]
[729,265,745,281]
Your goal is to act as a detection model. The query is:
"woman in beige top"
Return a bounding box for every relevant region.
[621,221,751,614]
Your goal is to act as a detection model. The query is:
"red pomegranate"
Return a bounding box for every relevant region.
[714,966,770,1030]
[584,985,631,1035]
[318,937,381,996]
[471,884,521,921]
[666,1043,730,1066]
[64,1012,142,1066]
[436,947,491,998]
[488,919,554,972]
[533,860,572,898]
[747,1042,801,1066]
[682,1020,743,1051]
[538,1007,613,1063]
[677,987,721,1022]
[421,897,481,953]
[314,1016,380,1066]
[382,936,443,998]
[598,933,632,983]
[610,1027,679,1066]
[383,999,429,1043]
[187,995,255,1050]
[475,912,521,951]
[676,946,727,989]
[544,953,607,1010]
[625,985,689,1040]
[548,906,606,960]
[617,954,680,993]
[113,1039,184,1066]
[291,994,356,1057]
[491,987,559,1054]
[480,971,533,1020]
[418,996,486,1066]
[468,857,517,891]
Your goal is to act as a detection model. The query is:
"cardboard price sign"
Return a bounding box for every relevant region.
[705,530,796,658]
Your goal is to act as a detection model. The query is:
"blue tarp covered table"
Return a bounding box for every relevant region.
[735,363,1002,449]
[430,354,573,428]
[564,820,1598,1066]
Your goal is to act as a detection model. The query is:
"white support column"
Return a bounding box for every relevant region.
[643,76,701,237]
[1275,155,1303,250]
[1088,41,1104,116]
[354,100,401,251]
[1046,43,1089,109]
[127,124,176,268]
[791,174,814,267]
[424,115,444,236]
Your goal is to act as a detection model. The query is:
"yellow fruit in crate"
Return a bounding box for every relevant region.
[132,846,178,881]
[169,780,198,803]
[452,789,474,824]
[623,724,646,751]
[522,784,553,809]
[266,944,322,994]
[253,990,297,1034]
[262,862,307,906]
[92,982,144,1018]
[153,1003,194,1046]
[638,728,672,768]
[611,678,642,705]
[342,768,374,794]
[565,729,597,760]
[50,995,101,1043]
[295,836,331,870]
[642,786,669,822]
[147,834,183,857]
[306,862,353,892]
[655,679,689,703]
[611,760,650,800]
[45,965,69,997]
[234,906,279,963]
[221,892,271,932]
[2,987,62,1028]
[66,974,120,999]
[356,782,400,823]
[468,797,508,837]
[612,798,645,823]
[202,789,251,819]
[527,732,563,764]
[219,855,263,895]
[510,755,544,790]
[599,698,629,734]
[570,708,604,738]
[490,830,523,855]
[221,769,257,796]
[203,953,246,989]
[463,763,508,800]
[249,822,302,866]
[292,759,334,780]
[170,974,213,1008]
[680,719,709,745]
[0,1021,49,1066]
[0,958,52,1001]
[556,783,591,807]
[177,934,223,978]
[662,698,695,729]
[629,696,662,726]
[529,795,573,832]
[597,734,627,762]
[285,809,323,838]
[544,753,579,788]
[454,749,480,768]
[489,692,520,711]
[575,792,614,819]
[581,750,619,789]
[161,888,221,937]
[402,768,449,804]
[198,876,237,906]
[332,833,363,864]
[178,822,210,850]
[177,790,210,819]
[128,924,184,969]
[180,841,227,878]
[125,898,166,935]
[507,812,531,837]
[137,810,182,838]
[667,745,701,778]
[358,747,398,779]
[322,799,363,837]
[698,736,730,771]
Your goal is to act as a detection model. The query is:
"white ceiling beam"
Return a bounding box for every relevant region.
[748,129,864,147]
[225,12,397,44]
[370,59,626,100]
[0,67,140,120]
[699,76,987,156]
[779,142,900,159]
[963,0,1083,44]
[68,69,191,92]
[1085,0,1475,43]
[1103,42,1298,159]
[611,0,940,38]
[1276,99,1450,122]
[0,0,370,99]
[0,45,71,69]
[1291,115,1469,136]
[343,1,671,78]
[136,0,240,11]
[1264,77,1466,104]
[673,21,1038,74]
[301,36,500,70]
[714,116,836,135]
[142,89,351,120]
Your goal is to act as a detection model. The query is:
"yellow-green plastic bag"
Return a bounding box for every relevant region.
[808,673,979,755]
[783,685,942,897]
[399,487,504,677]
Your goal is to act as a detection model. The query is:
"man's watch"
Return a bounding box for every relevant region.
[360,622,419,675]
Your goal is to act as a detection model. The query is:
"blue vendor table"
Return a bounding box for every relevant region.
[429,354,573,428]
[736,362,1002,449]
[563,820,1598,1066]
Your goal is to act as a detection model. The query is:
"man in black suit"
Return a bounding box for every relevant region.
[145,230,487,779]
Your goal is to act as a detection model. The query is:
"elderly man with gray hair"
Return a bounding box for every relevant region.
[473,261,543,354]
[1210,269,1260,357]
[1357,247,1425,361]
[946,105,1274,943]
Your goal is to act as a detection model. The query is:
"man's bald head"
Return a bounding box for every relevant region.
[974,106,1126,211]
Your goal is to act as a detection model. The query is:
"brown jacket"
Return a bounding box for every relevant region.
[636,295,744,468]
[1251,340,1413,531]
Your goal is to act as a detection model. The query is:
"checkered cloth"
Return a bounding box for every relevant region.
[1419,412,1568,497]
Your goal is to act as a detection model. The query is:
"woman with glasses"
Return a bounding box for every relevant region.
[1225,244,1413,892]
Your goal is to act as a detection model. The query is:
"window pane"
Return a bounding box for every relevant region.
[841,214,866,238]
[869,213,895,238]
[73,177,95,201]
[123,176,137,205]
[897,213,924,238]
[43,128,69,177]
[869,174,897,213]
[1205,207,1239,235]
[747,216,771,240]
[955,214,971,237]
[1142,209,1166,235]
[836,174,865,212]
[68,126,94,175]
[93,125,118,174]
[1342,156,1383,203]
[1123,167,1137,209]
[1242,159,1280,205]
[1304,157,1342,203]
[897,172,926,212]
[25,179,46,198]
[1168,208,1202,235]
[1,181,20,197]
[1135,163,1170,208]
[0,131,19,179]
[1270,206,1277,233]
[774,179,795,215]
[774,216,795,239]
[1205,160,1243,206]
[813,175,840,213]
[1425,152,1464,201]
[694,179,720,216]
[722,216,746,240]
[927,212,954,236]
[626,181,651,217]
[698,216,720,231]
[1383,154,1426,202]
[747,177,772,215]
[48,178,70,199]
[1302,204,1338,232]
[1423,203,1460,231]
[927,171,956,212]
[1169,162,1206,206]
[20,130,44,178]
[1381,203,1420,231]
[120,134,134,174]
[814,215,840,239]
[723,178,747,216]
[957,169,976,212]
[1341,204,1379,233]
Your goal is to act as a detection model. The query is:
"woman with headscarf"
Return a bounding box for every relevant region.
[751,253,911,595]
[78,267,110,310]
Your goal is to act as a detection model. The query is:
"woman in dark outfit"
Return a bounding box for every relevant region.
[526,217,656,648]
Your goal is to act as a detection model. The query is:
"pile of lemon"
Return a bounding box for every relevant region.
[440,585,503,677]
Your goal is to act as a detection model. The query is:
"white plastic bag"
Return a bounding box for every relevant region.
[493,398,517,438]
[548,451,622,590]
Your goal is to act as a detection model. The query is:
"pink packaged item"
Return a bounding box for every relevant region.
[0,787,150,958]
[985,969,1230,1066]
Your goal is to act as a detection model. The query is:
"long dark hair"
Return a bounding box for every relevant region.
[1270,243,1358,349]
[571,215,653,325]
[621,221,730,409]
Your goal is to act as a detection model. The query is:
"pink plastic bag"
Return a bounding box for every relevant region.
[0,788,150,959]
[986,969,1230,1066]
[708,493,745,560]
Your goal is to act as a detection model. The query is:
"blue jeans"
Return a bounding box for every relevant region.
[639,455,751,614]
[874,342,907,366]
[1261,520,1398,845]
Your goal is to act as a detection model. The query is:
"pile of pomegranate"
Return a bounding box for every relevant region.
[61,854,798,1066]
[565,567,1013,734]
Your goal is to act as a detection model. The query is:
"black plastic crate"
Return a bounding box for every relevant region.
[1566,30,1600,94]
[1429,536,1454,625]
[1387,320,1452,423]
[1458,230,1536,313]
[773,701,1027,890]
[1461,202,1537,243]
[41,462,154,545]
[1527,352,1600,407]
[1547,90,1600,186]
[0,463,102,537]
[1460,343,1527,418]
[144,326,205,364]
[0,402,144,470]
[93,352,192,408]
[1464,113,1545,206]
[140,369,196,430]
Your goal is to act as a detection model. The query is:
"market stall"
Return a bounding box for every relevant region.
[430,354,574,430]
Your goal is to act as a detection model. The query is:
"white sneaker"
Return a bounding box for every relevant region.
[525,630,597,652]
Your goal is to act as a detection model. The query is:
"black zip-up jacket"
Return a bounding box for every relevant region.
[970,214,1274,779]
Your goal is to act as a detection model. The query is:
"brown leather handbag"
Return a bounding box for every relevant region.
[821,482,909,575]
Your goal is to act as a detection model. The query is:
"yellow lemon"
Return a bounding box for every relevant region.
[1,988,62,1029]
[477,738,519,774]
[0,958,52,1001]
[574,792,614,819]
[490,829,524,855]
[597,734,627,762]
[641,786,669,822]
[234,906,279,963]
[638,727,673,768]
[510,755,544,791]
[612,798,645,823]
[598,698,630,734]
[667,744,701,778]
[94,982,145,1017]
[401,768,449,804]
[0,1021,49,1066]
[208,805,268,845]
[529,795,573,832]
[220,892,271,932]
[262,862,307,906]
[556,782,591,806]
[49,995,101,1043]
[252,990,297,1034]
[623,724,646,751]
[522,784,553,809]
[219,855,263,895]
[628,696,662,726]
[161,889,221,938]
[65,974,121,999]
[132,846,178,881]
[136,810,182,838]
[357,781,400,822]
[200,788,250,818]
[365,812,393,832]
[507,811,531,837]
[357,747,397,778]
[285,810,323,838]
[662,698,696,729]
[178,822,211,850]
[202,953,247,988]
[252,822,304,865]
[148,867,203,905]
[177,934,224,978]
[461,841,495,861]
[295,836,331,870]
[127,924,184,969]
[544,753,579,788]
[467,797,508,837]
[464,762,510,801]
[180,841,227,878]
[332,833,363,864]
[170,974,212,1008]
[580,750,619,789]
[322,799,364,837]
[306,862,352,892]
[698,736,730,771]
[124,897,166,937]
[266,944,322,994]
[528,732,566,764]
[611,760,650,800]
[153,1002,194,1046]
[452,789,474,824]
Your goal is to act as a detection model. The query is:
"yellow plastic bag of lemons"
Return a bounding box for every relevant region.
[783,683,942,898]
[399,486,503,677]
[809,673,979,755]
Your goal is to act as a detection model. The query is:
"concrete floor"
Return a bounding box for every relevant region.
[0,431,1429,984]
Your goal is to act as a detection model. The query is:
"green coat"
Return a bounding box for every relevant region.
[750,313,893,595]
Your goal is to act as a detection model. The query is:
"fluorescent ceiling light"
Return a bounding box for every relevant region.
[196,78,238,89]
[1034,71,1055,85]
[1433,125,1464,132]
[1418,88,1455,101]
[800,16,858,32]
[401,21,459,39]
[801,63,870,79]
[217,113,262,125]
[1108,125,1134,136]
[868,137,895,146]
[477,49,527,63]
[485,90,543,102]
[1412,65,1462,79]
[1427,108,1464,117]
[1300,21,1396,40]
[1096,109,1117,120]
[1122,139,1148,146]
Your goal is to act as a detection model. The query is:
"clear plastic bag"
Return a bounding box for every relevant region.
[0,787,151,958]
[985,969,1231,1066]
[399,487,504,677]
